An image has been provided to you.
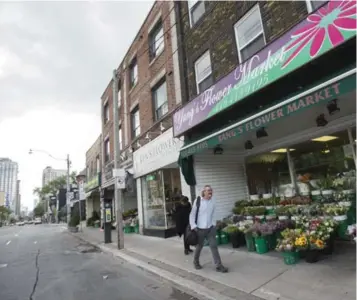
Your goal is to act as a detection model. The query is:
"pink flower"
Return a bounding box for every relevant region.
[282,0,357,68]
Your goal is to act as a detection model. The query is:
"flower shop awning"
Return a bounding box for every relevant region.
[179,68,356,159]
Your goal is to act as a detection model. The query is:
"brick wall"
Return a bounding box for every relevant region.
[178,0,308,103]
[85,134,102,180]
[100,0,181,167]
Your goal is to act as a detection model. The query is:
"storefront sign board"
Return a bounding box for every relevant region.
[180,73,356,158]
[133,128,184,178]
[173,1,357,137]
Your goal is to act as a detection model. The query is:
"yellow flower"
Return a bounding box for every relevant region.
[316,239,324,249]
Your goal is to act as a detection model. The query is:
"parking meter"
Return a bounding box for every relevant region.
[103,200,112,244]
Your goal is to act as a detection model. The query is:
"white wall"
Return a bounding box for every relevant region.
[194,150,249,221]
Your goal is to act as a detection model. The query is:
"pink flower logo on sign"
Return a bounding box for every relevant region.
[282,0,356,68]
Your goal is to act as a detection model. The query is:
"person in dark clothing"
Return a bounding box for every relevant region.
[174,196,193,255]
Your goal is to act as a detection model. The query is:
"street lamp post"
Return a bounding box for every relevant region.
[76,174,86,232]
[29,149,71,223]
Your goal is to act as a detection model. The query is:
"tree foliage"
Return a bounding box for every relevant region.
[0,206,11,221]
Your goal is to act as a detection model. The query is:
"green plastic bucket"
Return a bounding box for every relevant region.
[255,236,269,254]
[336,218,349,240]
[134,225,139,233]
[124,226,132,233]
[267,234,277,250]
[282,251,300,265]
[220,232,229,245]
[245,234,255,252]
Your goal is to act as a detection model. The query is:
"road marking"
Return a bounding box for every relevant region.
[14,234,18,237]
[34,241,37,244]
[0,264,8,269]
[6,240,11,245]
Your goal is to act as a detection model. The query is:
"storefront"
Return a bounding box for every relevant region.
[84,172,101,225]
[174,1,356,221]
[133,128,190,238]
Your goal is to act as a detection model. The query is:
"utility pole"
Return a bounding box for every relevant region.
[66,154,71,223]
[112,69,124,249]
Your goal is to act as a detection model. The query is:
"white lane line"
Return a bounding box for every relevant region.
[6,240,11,245]
[14,234,18,237]
[34,241,37,244]
[0,264,8,269]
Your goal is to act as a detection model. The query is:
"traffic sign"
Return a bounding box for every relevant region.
[114,168,126,189]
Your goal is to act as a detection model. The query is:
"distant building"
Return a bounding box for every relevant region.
[0,158,19,212]
[15,180,21,216]
[0,191,4,206]
[42,166,67,187]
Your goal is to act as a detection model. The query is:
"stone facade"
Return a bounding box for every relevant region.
[177,0,309,103]
[85,134,102,181]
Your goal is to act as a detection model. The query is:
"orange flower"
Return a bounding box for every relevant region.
[316,239,324,249]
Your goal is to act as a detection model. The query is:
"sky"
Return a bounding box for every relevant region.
[0,1,154,210]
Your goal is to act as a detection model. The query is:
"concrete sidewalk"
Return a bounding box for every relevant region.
[72,227,356,300]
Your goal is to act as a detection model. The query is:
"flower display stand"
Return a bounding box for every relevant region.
[282,251,300,265]
[255,236,269,254]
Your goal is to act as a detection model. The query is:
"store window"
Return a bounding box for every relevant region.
[245,128,356,198]
[152,78,168,121]
[129,57,138,88]
[141,169,182,230]
[234,5,266,63]
[195,50,213,94]
[306,0,327,13]
[131,106,140,139]
[149,20,164,60]
[188,1,205,27]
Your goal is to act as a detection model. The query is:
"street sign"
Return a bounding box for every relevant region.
[114,168,126,189]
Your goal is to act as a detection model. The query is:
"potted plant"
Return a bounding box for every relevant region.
[318,176,335,202]
[305,233,325,263]
[252,223,273,254]
[223,225,240,248]
[275,206,289,220]
[238,221,255,252]
[249,207,266,220]
[276,229,301,265]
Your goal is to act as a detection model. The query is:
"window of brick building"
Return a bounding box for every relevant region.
[131,106,141,139]
[195,50,213,94]
[129,58,138,88]
[152,78,168,121]
[306,0,326,13]
[234,5,266,63]
[104,138,110,162]
[149,20,164,60]
[188,1,205,27]
[103,102,109,124]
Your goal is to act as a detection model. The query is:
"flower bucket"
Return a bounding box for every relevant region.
[339,201,352,207]
[230,232,240,248]
[250,195,259,201]
[311,190,322,202]
[278,216,289,221]
[245,234,255,252]
[255,236,269,254]
[322,236,334,255]
[263,193,272,199]
[246,216,253,220]
[347,206,356,225]
[255,215,265,221]
[305,249,319,263]
[267,233,277,250]
[291,215,300,221]
[124,225,132,234]
[220,232,229,245]
[134,224,139,234]
[334,216,349,239]
[238,231,246,246]
[282,251,299,265]
[266,215,276,221]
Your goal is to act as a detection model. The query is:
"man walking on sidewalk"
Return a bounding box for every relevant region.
[189,185,228,273]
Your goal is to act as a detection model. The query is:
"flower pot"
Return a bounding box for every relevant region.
[263,193,272,199]
[300,191,310,196]
[339,201,352,207]
[124,225,132,233]
[322,236,334,255]
[245,234,255,252]
[250,195,259,201]
[291,215,300,221]
[266,215,276,221]
[267,233,277,250]
[335,216,349,239]
[255,236,269,254]
[245,216,253,220]
[282,251,300,265]
[333,215,347,222]
[311,190,322,202]
[255,215,265,221]
[278,215,289,220]
[238,231,246,246]
[305,249,319,263]
[134,224,139,234]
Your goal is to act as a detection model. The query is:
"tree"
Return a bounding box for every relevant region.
[0,206,11,222]
[33,202,45,217]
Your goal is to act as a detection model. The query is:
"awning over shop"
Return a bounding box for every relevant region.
[179,69,356,159]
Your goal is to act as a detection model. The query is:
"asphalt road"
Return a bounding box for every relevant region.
[0,224,200,300]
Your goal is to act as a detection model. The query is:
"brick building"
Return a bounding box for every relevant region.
[100,1,189,237]
[173,1,356,220]
[84,135,102,222]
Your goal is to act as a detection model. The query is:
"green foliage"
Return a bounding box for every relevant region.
[34,202,45,217]
[69,207,80,227]
[0,206,11,221]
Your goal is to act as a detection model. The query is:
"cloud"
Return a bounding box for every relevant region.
[0,1,154,210]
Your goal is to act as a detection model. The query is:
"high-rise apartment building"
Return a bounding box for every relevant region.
[0,158,19,212]
[15,180,21,216]
[42,166,67,187]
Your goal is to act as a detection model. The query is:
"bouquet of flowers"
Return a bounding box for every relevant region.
[276,229,302,252]
[251,222,274,238]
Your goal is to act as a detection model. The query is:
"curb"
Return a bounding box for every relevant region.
[67,231,261,300]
